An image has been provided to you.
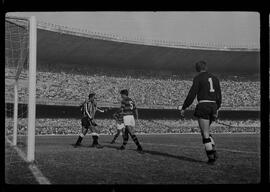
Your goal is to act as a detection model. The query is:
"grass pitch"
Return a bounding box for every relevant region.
[5,133,260,184]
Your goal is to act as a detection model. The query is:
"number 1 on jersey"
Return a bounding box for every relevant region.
[208,78,215,92]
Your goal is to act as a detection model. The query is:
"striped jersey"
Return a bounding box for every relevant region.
[80,99,98,119]
[121,97,136,116]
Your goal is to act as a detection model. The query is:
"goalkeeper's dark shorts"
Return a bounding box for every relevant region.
[194,102,217,121]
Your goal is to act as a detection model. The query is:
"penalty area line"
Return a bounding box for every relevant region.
[6,137,51,184]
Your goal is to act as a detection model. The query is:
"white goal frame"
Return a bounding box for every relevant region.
[8,16,37,162]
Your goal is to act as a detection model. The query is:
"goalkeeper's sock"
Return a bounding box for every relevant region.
[75,134,84,145]
[203,138,215,161]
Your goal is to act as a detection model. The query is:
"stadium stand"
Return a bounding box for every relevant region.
[5,69,260,109]
[5,118,260,135]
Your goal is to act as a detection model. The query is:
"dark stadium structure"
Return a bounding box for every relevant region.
[36,21,260,74]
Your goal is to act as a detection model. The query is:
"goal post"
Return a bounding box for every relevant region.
[13,81,18,146]
[5,15,37,162]
[27,16,37,162]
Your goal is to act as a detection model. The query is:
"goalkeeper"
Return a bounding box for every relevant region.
[110,110,125,144]
[74,92,104,148]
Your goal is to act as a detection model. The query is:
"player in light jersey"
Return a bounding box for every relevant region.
[179,61,222,164]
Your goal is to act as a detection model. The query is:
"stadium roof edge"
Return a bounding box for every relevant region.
[5,15,31,20]
[36,20,260,52]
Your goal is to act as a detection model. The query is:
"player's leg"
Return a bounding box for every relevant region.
[209,133,217,159]
[126,125,143,152]
[89,122,103,148]
[208,119,216,150]
[111,123,124,144]
[198,118,216,164]
[121,128,125,141]
[74,117,89,147]
[209,104,218,159]
[119,127,129,150]
[111,129,120,144]
[119,115,142,151]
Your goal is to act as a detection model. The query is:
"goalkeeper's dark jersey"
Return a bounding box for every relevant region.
[182,71,222,110]
[121,97,136,116]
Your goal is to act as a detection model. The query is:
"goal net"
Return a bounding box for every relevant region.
[5,15,37,162]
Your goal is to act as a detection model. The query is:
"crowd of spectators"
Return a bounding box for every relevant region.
[5,69,260,109]
[5,118,260,136]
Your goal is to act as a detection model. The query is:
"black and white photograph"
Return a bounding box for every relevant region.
[5,11,261,185]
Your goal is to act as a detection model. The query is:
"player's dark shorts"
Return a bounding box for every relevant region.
[81,116,97,129]
[194,102,217,121]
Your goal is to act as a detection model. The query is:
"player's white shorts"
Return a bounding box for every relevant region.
[117,123,125,130]
[123,115,135,127]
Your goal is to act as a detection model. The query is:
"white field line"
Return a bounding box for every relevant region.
[141,142,259,155]
[5,137,51,184]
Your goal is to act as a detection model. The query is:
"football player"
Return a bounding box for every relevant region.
[110,110,125,144]
[74,92,104,148]
[179,61,222,164]
[118,89,143,153]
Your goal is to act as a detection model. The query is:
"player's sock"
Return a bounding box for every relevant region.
[75,134,84,145]
[203,138,215,161]
[111,132,120,143]
[122,130,129,146]
[94,135,103,148]
[92,135,98,145]
[131,134,141,148]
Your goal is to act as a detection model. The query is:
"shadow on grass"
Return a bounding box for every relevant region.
[136,149,205,164]
[70,142,120,149]
[70,141,205,164]
[102,141,205,164]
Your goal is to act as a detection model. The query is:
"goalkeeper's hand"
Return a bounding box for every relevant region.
[180,109,185,118]
[178,105,185,118]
